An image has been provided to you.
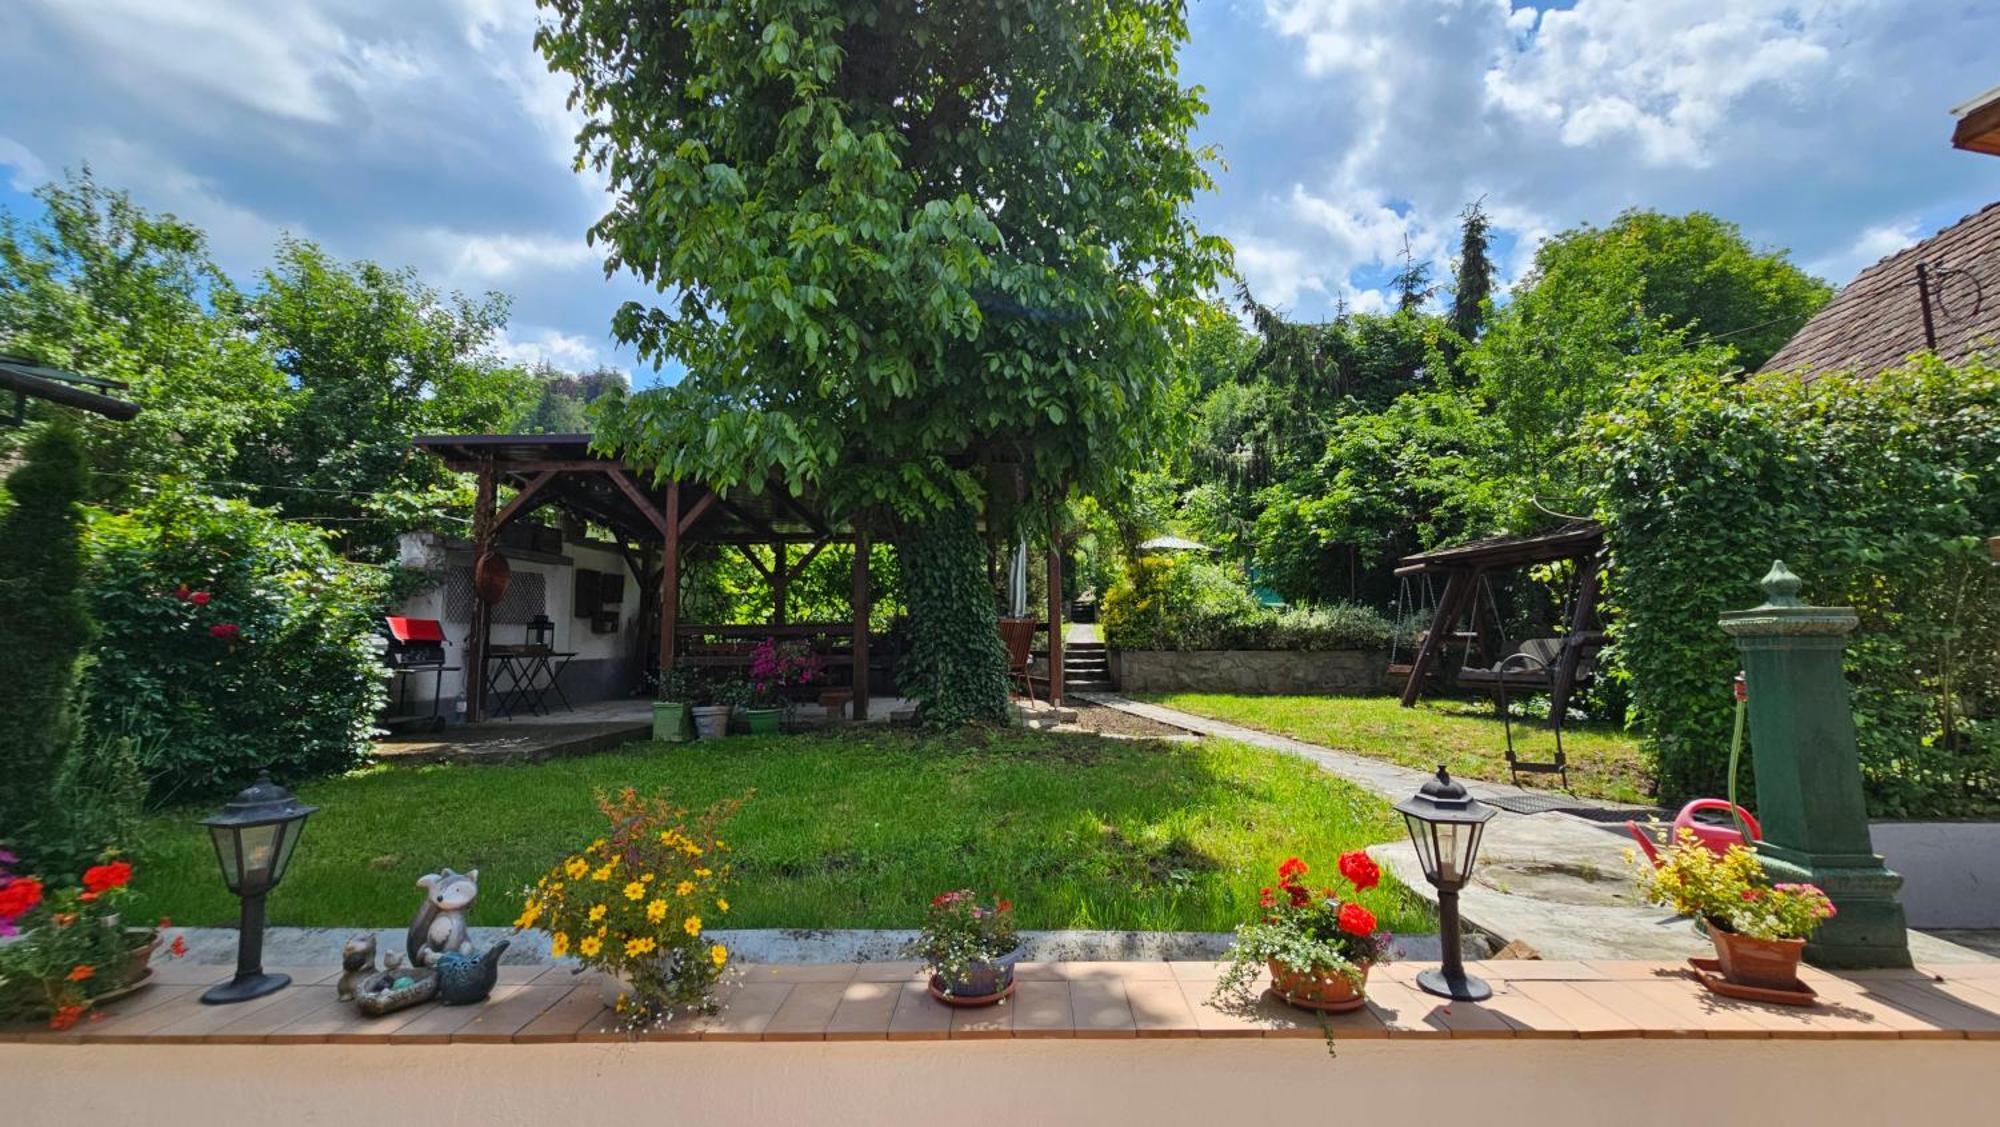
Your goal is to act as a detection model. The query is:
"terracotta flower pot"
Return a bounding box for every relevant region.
[1268,959,1371,1012]
[1707,920,1805,990]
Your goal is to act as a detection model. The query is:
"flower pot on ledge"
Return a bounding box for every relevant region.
[928,945,1023,1006]
[1707,920,1805,991]
[742,707,782,736]
[652,701,690,742]
[690,705,731,740]
[1268,959,1371,1013]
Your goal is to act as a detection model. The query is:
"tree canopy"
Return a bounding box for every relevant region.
[539,0,1229,526]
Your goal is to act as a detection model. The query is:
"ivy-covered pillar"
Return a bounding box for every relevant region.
[1718,561,1910,969]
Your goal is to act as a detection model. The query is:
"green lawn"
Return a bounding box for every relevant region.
[1136,693,1654,805]
[132,727,1430,935]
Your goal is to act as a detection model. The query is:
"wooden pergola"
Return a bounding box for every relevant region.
[415,434,1067,721]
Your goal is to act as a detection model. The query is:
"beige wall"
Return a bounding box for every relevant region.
[10,1040,1994,1126]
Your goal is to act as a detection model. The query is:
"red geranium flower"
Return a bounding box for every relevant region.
[67,964,95,983]
[1337,902,1377,937]
[0,876,43,919]
[1287,884,1312,908]
[169,936,188,958]
[1277,856,1308,883]
[995,899,1013,913]
[190,591,211,606]
[1257,886,1275,909]
[1338,850,1381,892]
[49,1004,86,1031]
[209,623,241,640]
[82,861,133,894]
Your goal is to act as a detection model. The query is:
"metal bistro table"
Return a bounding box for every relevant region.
[482,644,576,718]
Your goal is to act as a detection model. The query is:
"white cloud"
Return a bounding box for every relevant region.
[1810,219,1922,286]
[424,229,599,285]
[492,326,619,374]
[0,136,47,191]
[1231,235,1327,310]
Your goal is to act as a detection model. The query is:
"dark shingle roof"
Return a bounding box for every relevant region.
[1759,201,2000,380]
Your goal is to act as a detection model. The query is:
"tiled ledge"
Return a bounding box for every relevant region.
[5,958,1998,1046]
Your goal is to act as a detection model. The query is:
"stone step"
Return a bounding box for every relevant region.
[1065,658,1109,672]
[1066,643,1107,653]
[1065,679,1115,692]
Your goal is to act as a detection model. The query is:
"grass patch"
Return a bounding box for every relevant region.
[1137,693,1653,805]
[131,726,1430,935]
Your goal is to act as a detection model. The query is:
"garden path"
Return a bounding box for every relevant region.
[1083,693,1996,966]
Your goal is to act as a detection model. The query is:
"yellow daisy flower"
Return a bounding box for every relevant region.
[578,935,602,957]
[646,899,668,923]
[683,915,702,937]
[709,944,727,968]
[588,903,607,923]
[624,936,657,958]
[675,880,695,897]
[550,932,570,958]
[623,881,647,901]
[693,868,712,879]
[513,899,542,929]
[716,898,729,913]
[590,864,613,882]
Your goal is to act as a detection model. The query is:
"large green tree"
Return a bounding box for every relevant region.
[539,0,1227,722]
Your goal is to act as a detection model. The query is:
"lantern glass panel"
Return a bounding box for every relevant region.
[237,822,282,894]
[1456,821,1486,882]
[1402,812,1437,881]
[271,818,305,887]
[209,825,243,893]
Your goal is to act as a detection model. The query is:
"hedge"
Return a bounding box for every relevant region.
[1101,554,1394,652]
[1591,355,1999,818]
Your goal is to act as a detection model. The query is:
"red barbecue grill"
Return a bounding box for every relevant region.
[380,617,457,731]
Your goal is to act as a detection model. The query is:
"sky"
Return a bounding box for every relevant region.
[1,1,1995,387]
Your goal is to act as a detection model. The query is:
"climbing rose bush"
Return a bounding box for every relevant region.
[83,488,389,802]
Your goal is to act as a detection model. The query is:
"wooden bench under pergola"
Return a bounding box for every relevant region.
[414,434,1069,722]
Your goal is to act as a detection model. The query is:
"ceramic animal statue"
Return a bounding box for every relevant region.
[337,933,378,1002]
[353,951,439,1017]
[408,868,479,967]
[434,938,510,1005]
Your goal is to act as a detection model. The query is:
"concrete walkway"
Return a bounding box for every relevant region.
[1083,693,1994,965]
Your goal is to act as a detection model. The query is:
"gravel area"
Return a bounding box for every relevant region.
[1064,699,1201,739]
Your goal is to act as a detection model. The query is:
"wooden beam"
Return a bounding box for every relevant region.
[0,364,140,421]
[737,544,774,579]
[786,538,830,581]
[678,489,718,536]
[776,494,830,536]
[609,469,669,534]
[711,495,777,536]
[772,542,788,625]
[1047,538,1065,706]
[1547,553,1604,726]
[852,532,871,722]
[465,457,498,722]
[1400,569,1474,708]
[491,470,557,532]
[659,482,681,683]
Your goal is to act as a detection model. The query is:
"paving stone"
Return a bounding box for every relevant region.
[1506,980,1643,1038]
[1124,978,1199,1037]
[206,986,347,1044]
[453,984,568,1043]
[824,981,900,1040]
[886,981,953,1040]
[513,986,610,1043]
[1069,980,1136,1038]
[702,982,794,1041]
[949,994,1017,1039]
[1007,980,1073,1038]
[391,988,516,1044]
[852,960,926,982]
[764,982,846,1041]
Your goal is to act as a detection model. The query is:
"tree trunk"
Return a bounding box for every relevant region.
[896,501,1012,725]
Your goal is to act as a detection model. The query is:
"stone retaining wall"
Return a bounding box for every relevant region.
[1112,649,1388,695]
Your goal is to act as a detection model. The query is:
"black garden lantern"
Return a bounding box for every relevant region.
[199,772,316,1004]
[1396,766,1496,1002]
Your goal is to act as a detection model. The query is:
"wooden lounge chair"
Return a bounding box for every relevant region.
[999,617,1039,702]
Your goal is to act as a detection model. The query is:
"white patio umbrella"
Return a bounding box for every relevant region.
[1007,537,1029,618]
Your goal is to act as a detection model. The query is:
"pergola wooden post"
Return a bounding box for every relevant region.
[851,532,871,721]
[772,541,788,625]
[1046,536,1064,706]
[659,481,681,687]
[465,456,498,722]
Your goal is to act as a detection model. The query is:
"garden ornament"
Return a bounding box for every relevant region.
[353,950,438,1017]
[408,868,479,966]
[434,938,509,1005]
[337,933,377,1002]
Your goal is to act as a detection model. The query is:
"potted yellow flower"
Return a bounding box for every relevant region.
[515,788,746,1023]
[1632,830,1835,993]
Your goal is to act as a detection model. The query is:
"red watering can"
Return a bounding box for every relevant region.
[1626,673,1761,866]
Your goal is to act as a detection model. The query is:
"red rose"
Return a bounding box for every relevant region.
[0,876,43,919]
[191,591,211,606]
[1338,851,1381,892]
[1337,902,1377,937]
[82,861,133,894]
[210,623,241,640]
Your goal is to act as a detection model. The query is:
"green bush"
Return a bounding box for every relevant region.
[0,423,92,860]
[1591,355,1999,817]
[1101,554,1392,651]
[82,488,390,803]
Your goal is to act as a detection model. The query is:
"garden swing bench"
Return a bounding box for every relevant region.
[1388,523,1608,788]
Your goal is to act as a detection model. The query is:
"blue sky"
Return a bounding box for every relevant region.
[2,1,1996,387]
